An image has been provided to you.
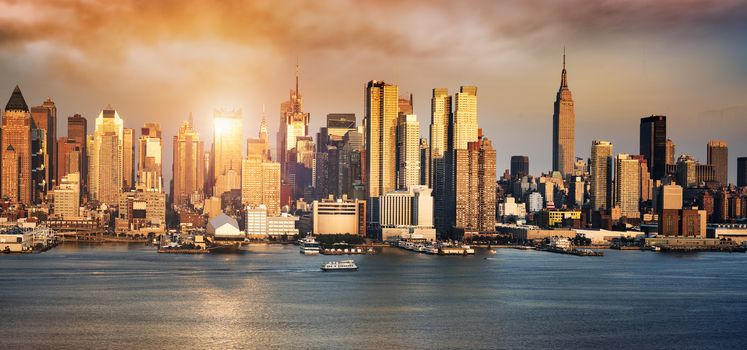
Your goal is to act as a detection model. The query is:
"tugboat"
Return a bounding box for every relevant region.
[321,260,358,271]
[299,235,321,255]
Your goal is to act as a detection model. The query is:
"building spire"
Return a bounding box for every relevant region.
[560,47,568,88]
[295,56,300,96]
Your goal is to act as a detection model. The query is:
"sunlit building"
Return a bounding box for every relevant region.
[172,116,204,208]
[365,80,399,227]
[212,108,243,196]
[552,53,575,177]
[707,140,728,187]
[138,122,163,192]
[241,155,281,216]
[122,128,135,191]
[590,140,613,211]
[396,113,420,189]
[615,154,641,219]
[1,86,33,204]
[90,105,124,205]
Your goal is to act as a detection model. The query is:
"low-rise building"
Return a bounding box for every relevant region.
[312,195,366,235]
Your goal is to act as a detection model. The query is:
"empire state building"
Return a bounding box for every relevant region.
[552,51,575,177]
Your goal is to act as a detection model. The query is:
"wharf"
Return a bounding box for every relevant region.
[543,247,604,256]
[157,249,209,254]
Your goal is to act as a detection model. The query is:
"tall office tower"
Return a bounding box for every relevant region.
[453,133,496,232]
[138,122,163,192]
[590,140,613,211]
[90,105,124,205]
[738,157,747,187]
[396,113,420,189]
[365,80,399,225]
[452,86,478,150]
[212,108,243,196]
[241,155,281,216]
[510,155,529,179]
[277,64,310,180]
[630,155,653,202]
[67,114,88,194]
[615,154,641,218]
[30,99,56,192]
[429,88,451,160]
[666,139,676,165]
[398,94,413,115]
[429,88,452,233]
[552,52,575,177]
[172,117,204,208]
[707,140,728,187]
[1,86,33,204]
[247,111,271,161]
[122,128,135,190]
[56,137,82,184]
[419,138,430,187]
[640,115,667,180]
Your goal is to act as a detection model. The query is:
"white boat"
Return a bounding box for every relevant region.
[299,235,320,255]
[321,260,358,271]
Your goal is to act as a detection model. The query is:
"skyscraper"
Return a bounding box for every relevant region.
[138,122,163,192]
[122,128,135,190]
[640,115,667,180]
[56,137,82,185]
[419,138,430,187]
[737,157,747,187]
[278,64,310,181]
[247,110,271,161]
[452,86,478,150]
[510,155,529,180]
[429,88,452,233]
[241,155,281,216]
[453,132,496,232]
[552,52,575,177]
[30,98,56,192]
[615,154,641,219]
[365,80,398,227]
[590,140,613,211]
[67,114,88,194]
[666,139,676,165]
[1,86,33,204]
[212,108,243,196]
[396,113,420,189]
[90,105,123,205]
[707,140,728,187]
[172,117,204,208]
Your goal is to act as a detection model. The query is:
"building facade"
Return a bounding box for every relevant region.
[552,53,575,177]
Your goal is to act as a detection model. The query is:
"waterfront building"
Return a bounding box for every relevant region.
[172,117,204,208]
[212,108,243,196]
[246,205,268,237]
[90,105,123,205]
[365,80,398,228]
[207,213,242,241]
[453,133,496,232]
[430,88,452,234]
[116,186,166,233]
[379,186,435,241]
[53,172,80,219]
[615,154,641,218]
[138,123,163,192]
[1,86,33,204]
[122,128,135,190]
[552,52,575,177]
[707,140,728,187]
[396,114,420,189]
[590,140,613,211]
[312,195,366,235]
[640,115,667,180]
[511,155,529,180]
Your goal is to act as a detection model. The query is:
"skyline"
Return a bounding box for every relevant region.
[2,1,747,189]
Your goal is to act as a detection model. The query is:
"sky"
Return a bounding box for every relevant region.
[2,0,747,188]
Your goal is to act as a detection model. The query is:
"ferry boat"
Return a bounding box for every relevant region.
[299,235,320,255]
[321,260,358,271]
